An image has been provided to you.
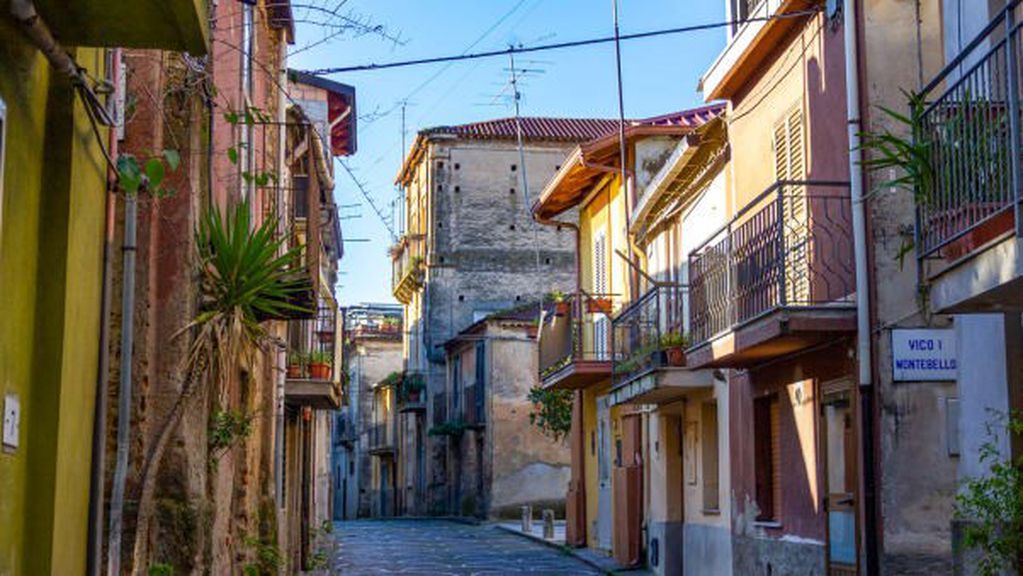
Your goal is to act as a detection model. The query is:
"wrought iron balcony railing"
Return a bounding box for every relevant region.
[390,238,425,304]
[285,299,338,382]
[688,181,854,348]
[915,1,1023,261]
[612,284,685,386]
[537,293,615,382]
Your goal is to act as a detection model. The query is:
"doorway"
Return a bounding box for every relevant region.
[596,395,612,551]
[821,379,859,576]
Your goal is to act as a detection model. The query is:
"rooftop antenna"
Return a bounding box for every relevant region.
[509,45,545,323]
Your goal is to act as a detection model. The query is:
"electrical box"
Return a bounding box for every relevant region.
[3,393,20,452]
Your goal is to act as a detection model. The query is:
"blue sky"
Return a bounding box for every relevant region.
[289,1,727,306]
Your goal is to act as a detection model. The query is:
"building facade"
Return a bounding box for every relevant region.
[338,304,404,519]
[392,117,620,515]
[0,2,206,574]
[441,305,572,519]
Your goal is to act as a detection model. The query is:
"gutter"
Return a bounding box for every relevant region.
[843,0,879,572]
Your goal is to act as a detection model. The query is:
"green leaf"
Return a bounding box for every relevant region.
[117,154,142,196]
[223,111,239,125]
[144,158,166,188]
[227,146,239,165]
[162,149,180,172]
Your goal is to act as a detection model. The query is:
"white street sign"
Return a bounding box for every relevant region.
[891,329,957,382]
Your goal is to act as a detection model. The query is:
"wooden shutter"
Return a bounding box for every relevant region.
[773,108,809,304]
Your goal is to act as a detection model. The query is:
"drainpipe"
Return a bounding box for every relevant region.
[843,0,879,573]
[87,47,120,576]
[275,38,287,513]
[107,191,138,576]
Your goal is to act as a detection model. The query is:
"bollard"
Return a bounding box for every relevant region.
[542,509,555,539]
[521,505,533,533]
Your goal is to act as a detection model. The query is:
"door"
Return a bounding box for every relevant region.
[596,395,613,551]
[821,380,859,576]
[593,232,610,360]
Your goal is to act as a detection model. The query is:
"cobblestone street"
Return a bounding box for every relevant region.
[333,520,602,575]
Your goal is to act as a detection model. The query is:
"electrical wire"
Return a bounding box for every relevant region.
[303,9,821,76]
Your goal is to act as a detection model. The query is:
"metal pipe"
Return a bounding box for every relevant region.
[843,0,879,572]
[107,191,138,576]
[87,47,120,576]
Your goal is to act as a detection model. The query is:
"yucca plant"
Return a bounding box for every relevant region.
[130,200,309,573]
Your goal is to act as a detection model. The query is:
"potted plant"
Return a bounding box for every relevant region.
[586,297,612,315]
[661,331,689,367]
[308,350,332,380]
[382,316,400,333]
[287,352,305,379]
[547,290,570,315]
[403,373,425,403]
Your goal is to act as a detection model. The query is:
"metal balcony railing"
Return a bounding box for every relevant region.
[369,422,395,452]
[538,293,616,380]
[612,284,685,386]
[688,181,855,347]
[390,238,424,303]
[916,1,1023,260]
[286,300,338,381]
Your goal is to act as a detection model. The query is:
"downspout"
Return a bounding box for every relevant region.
[107,189,139,576]
[843,0,879,573]
[275,38,288,514]
[88,47,121,576]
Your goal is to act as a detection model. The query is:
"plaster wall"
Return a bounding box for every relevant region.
[487,325,571,517]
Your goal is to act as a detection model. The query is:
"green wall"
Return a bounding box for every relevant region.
[0,22,107,575]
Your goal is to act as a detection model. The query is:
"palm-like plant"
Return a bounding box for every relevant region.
[130,201,309,573]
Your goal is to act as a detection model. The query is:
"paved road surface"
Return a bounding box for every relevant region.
[333,519,602,575]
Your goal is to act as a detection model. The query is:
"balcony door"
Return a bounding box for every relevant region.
[821,379,858,576]
[593,231,609,360]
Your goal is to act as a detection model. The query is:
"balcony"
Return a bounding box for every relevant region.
[687,181,856,368]
[369,422,396,455]
[610,285,714,406]
[537,293,615,390]
[391,239,424,304]
[398,372,427,413]
[285,300,341,410]
[915,2,1023,313]
[33,0,209,54]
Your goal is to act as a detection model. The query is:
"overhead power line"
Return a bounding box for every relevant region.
[303,9,821,76]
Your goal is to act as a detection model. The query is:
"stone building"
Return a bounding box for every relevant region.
[392,117,623,515]
[441,304,571,519]
[338,304,404,519]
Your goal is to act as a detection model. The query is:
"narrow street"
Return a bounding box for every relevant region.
[332,520,601,575]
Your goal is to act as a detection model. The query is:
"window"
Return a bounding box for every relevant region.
[452,353,462,411]
[702,400,720,512]
[773,107,805,182]
[753,394,781,522]
[474,341,486,423]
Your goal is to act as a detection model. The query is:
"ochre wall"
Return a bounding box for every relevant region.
[0,34,108,575]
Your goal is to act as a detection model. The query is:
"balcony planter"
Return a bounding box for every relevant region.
[308,351,332,380]
[586,298,612,315]
[665,347,686,367]
[287,352,305,379]
[660,331,689,367]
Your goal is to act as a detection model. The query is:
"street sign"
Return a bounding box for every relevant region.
[891,328,957,382]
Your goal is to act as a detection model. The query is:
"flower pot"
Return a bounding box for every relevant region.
[666,346,686,367]
[309,362,331,380]
[554,301,570,316]
[407,390,421,403]
[586,298,612,315]
[287,364,303,379]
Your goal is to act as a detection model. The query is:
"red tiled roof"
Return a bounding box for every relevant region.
[421,104,725,143]
[422,117,621,142]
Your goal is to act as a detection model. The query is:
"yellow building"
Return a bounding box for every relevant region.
[0,2,206,574]
[534,107,720,568]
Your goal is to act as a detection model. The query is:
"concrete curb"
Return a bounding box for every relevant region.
[493,524,613,575]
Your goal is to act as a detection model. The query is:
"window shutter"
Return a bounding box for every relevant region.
[773,108,809,304]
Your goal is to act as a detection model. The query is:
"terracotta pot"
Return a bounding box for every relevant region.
[586,298,612,314]
[309,362,331,380]
[287,364,303,379]
[666,347,686,367]
[554,301,571,315]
